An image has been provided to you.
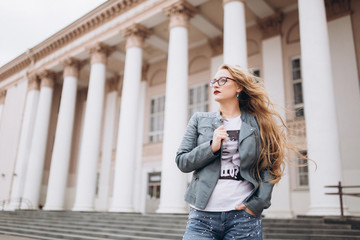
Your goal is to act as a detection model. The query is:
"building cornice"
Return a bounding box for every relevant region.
[257,12,284,40]
[0,0,145,82]
[325,0,352,21]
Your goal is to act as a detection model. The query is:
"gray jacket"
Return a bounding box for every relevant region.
[175,111,274,216]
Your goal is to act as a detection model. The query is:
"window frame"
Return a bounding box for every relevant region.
[188,82,210,119]
[148,94,166,143]
[296,150,309,189]
[250,67,261,78]
[290,56,305,118]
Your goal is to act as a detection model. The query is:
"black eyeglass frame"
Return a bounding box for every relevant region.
[209,77,237,87]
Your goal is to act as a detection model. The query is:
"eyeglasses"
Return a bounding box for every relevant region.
[209,77,236,87]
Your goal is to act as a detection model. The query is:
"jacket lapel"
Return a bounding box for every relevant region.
[239,121,255,144]
[239,111,256,143]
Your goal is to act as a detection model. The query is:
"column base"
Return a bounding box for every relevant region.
[43,205,65,211]
[72,206,95,212]
[263,209,294,219]
[3,205,16,211]
[4,202,22,211]
[306,205,350,216]
[108,206,135,213]
[156,205,188,214]
[20,205,38,210]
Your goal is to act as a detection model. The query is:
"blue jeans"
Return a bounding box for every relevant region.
[183,208,262,240]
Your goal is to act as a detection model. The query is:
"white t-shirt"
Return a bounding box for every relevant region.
[202,116,254,212]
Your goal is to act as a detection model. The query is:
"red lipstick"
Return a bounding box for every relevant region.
[214,90,220,95]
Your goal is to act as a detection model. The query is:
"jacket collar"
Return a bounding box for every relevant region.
[214,110,256,143]
[215,109,255,123]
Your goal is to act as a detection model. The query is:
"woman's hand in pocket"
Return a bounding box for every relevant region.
[235,204,256,216]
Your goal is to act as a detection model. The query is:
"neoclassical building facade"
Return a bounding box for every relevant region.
[0,0,359,217]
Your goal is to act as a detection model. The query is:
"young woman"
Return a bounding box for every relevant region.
[176,64,293,240]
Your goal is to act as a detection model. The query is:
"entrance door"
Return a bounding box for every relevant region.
[145,172,161,213]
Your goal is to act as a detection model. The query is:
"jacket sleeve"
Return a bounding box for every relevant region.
[175,113,220,173]
[244,169,275,216]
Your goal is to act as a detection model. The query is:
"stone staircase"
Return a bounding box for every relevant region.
[0,211,359,240]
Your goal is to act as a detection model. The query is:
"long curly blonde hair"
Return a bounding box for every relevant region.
[220,64,305,184]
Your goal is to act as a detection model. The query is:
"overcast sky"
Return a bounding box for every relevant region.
[0,0,108,67]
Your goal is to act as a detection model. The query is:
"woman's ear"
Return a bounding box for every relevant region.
[237,85,243,94]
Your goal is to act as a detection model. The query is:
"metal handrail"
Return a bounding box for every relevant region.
[1,197,33,210]
[325,181,360,219]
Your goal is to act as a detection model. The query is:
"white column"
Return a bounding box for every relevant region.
[96,76,119,211]
[9,76,40,209]
[157,2,197,213]
[72,43,112,211]
[44,58,81,210]
[223,0,247,67]
[110,25,150,212]
[328,15,360,199]
[0,90,5,124]
[298,0,343,215]
[22,71,56,209]
[259,14,292,217]
[134,79,147,212]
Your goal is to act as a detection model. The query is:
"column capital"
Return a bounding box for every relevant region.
[223,0,245,5]
[61,57,85,78]
[0,89,6,104]
[89,43,115,65]
[121,24,152,49]
[106,75,120,92]
[27,74,41,91]
[163,1,198,29]
[39,70,56,88]
[257,12,284,40]
[208,36,223,57]
[325,0,352,21]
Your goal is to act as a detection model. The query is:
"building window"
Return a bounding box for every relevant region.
[252,68,260,77]
[148,172,161,199]
[149,95,165,143]
[291,57,304,118]
[188,83,209,118]
[297,150,309,187]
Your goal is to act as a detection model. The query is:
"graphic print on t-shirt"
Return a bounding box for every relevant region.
[220,130,241,180]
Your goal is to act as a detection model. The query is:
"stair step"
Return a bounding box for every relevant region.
[264,232,360,240]
[0,231,56,240]
[264,227,360,236]
[0,226,180,240]
[0,217,187,229]
[1,211,359,240]
[0,221,185,236]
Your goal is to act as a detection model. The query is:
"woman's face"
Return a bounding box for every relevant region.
[212,69,242,103]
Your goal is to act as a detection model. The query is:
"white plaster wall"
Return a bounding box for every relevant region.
[0,80,27,202]
[209,55,223,112]
[328,15,360,215]
[0,105,3,124]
